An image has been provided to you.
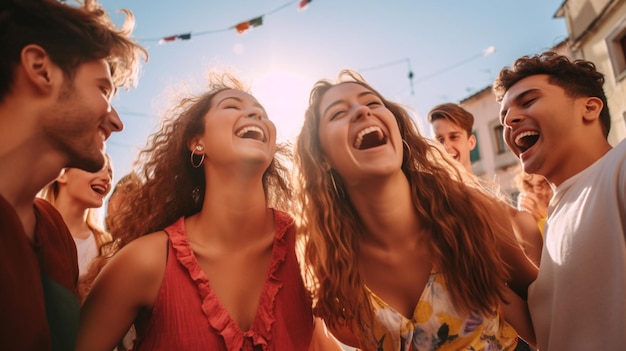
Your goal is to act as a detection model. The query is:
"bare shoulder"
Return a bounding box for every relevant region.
[308,318,345,351]
[78,231,170,350]
[111,231,168,273]
[327,322,360,349]
[94,231,169,306]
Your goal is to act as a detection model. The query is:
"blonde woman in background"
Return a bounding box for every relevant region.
[40,156,113,281]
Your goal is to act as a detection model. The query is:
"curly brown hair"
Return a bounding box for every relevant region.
[493,51,610,138]
[294,70,514,346]
[81,72,293,301]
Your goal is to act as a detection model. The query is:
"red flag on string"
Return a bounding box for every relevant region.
[235,21,250,34]
[298,0,312,11]
[234,16,263,34]
[159,33,192,44]
[160,35,178,43]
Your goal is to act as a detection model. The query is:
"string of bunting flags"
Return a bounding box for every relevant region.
[149,0,312,44]
[58,0,491,100]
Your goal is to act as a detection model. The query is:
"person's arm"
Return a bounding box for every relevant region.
[491,201,538,299]
[325,320,361,349]
[508,208,543,267]
[500,286,537,347]
[308,317,344,351]
[76,232,168,351]
[517,192,546,222]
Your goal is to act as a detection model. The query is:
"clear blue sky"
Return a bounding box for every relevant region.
[99,0,568,187]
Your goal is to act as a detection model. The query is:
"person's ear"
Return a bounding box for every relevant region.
[582,96,603,123]
[188,138,204,153]
[56,169,69,184]
[20,44,58,95]
[468,133,477,151]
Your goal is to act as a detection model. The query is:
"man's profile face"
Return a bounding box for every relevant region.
[45,59,123,172]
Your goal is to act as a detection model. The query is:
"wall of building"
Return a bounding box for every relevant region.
[557,0,626,145]
[459,87,519,196]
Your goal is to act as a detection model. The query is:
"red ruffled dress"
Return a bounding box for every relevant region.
[133,210,314,350]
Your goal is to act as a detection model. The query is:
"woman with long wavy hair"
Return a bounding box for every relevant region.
[77,72,341,351]
[293,70,538,351]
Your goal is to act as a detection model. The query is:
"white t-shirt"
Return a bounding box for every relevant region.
[528,139,626,350]
[73,233,98,276]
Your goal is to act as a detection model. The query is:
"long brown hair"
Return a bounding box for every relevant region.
[293,70,513,345]
[82,71,293,299]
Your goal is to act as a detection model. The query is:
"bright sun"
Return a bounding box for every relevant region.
[251,70,315,143]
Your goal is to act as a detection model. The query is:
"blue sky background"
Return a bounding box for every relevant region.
[99,0,568,189]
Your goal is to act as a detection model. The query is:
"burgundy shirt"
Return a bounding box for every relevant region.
[0,196,79,351]
[134,210,314,350]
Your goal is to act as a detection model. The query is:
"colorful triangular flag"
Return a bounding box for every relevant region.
[250,16,263,27]
[298,0,312,11]
[158,32,192,44]
[234,15,263,34]
[159,35,178,44]
[235,21,250,34]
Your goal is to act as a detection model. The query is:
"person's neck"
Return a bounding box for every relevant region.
[189,171,273,247]
[548,138,612,187]
[0,120,66,240]
[348,172,422,249]
[54,197,92,240]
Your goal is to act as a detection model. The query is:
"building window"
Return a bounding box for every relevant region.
[606,21,626,81]
[489,119,518,169]
[470,131,481,162]
[493,125,507,154]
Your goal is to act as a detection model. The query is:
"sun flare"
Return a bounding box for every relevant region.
[252,70,314,143]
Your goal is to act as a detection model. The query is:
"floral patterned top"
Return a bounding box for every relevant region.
[366,271,518,351]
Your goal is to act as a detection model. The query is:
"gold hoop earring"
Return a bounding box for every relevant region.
[402,139,412,159]
[190,145,205,168]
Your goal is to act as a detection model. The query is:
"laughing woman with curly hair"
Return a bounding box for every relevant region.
[77,72,341,351]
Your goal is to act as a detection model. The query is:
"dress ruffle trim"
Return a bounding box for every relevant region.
[166,210,292,350]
